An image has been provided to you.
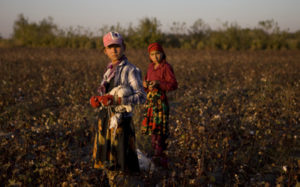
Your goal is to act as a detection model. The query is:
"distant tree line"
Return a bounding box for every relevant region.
[1,14,300,50]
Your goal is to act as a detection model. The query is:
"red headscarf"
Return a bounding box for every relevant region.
[148,42,164,54]
[147,42,166,62]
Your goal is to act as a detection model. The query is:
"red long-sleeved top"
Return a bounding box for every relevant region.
[144,61,178,92]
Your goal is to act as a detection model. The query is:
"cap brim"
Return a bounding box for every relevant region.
[104,40,123,47]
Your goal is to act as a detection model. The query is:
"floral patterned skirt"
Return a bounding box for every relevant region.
[142,89,169,136]
[142,89,169,167]
[92,108,140,172]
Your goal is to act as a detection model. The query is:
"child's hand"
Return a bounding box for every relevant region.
[90,96,102,108]
[148,80,159,90]
[143,80,148,88]
[98,95,113,106]
[98,95,122,106]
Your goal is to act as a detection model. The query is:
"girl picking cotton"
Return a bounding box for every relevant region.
[142,42,178,168]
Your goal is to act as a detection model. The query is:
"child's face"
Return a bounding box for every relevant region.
[104,44,125,62]
[149,50,163,64]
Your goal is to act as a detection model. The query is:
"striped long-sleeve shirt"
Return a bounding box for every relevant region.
[100,58,146,106]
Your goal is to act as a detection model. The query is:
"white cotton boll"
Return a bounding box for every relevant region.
[110,113,122,140]
[110,114,120,130]
[109,85,132,98]
[109,85,133,139]
[115,105,133,113]
[109,85,133,112]
[283,165,287,172]
[137,149,156,172]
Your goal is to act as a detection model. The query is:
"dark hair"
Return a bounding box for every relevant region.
[161,53,166,60]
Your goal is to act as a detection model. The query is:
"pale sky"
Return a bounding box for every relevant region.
[0,0,300,38]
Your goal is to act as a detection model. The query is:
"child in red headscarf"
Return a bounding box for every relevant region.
[142,42,178,168]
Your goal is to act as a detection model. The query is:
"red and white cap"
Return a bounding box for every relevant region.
[103,32,123,47]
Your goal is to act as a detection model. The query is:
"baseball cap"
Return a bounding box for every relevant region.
[103,31,124,47]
